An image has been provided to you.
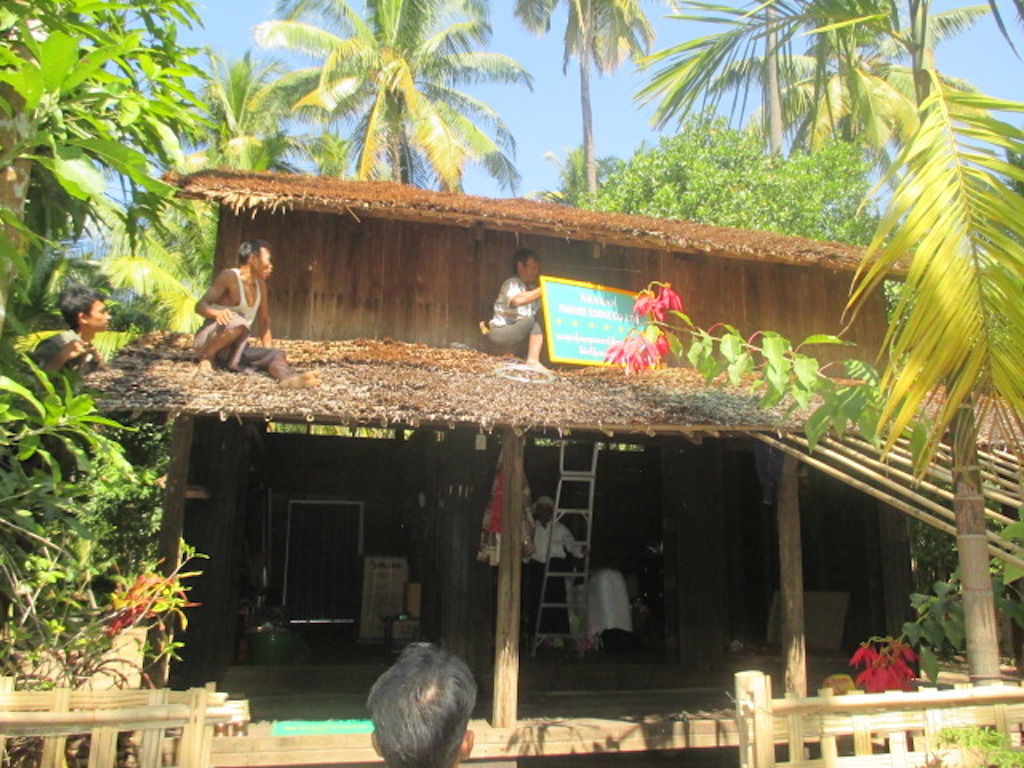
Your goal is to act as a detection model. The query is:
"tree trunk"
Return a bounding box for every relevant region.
[907,0,935,105]
[579,0,598,196]
[0,82,31,337]
[764,7,784,154]
[952,404,1002,683]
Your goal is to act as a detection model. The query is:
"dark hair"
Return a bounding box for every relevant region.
[58,285,105,331]
[367,643,476,768]
[511,248,538,275]
[238,239,271,265]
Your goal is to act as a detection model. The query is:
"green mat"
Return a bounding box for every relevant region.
[271,720,374,736]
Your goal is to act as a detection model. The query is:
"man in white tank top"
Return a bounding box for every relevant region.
[194,239,319,387]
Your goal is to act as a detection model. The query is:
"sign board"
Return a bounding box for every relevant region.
[540,276,637,366]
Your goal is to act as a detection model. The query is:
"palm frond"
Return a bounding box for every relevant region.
[848,78,1024,458]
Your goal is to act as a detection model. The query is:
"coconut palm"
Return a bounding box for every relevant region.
[639,0,987,159]
[185,52,300,173]
[514,0,654,194]
[846,78,1024,682]
[254,0,531,191]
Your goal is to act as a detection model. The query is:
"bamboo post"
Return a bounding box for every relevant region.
[777,454,807,698]
[40,687,69,768]
[492,430,524,728]
[87,725,117,768]
[817,688,838,768]
[139,688,169,768]
[735,670,775,768]
[0,676,11,766]
[151,414,194,688]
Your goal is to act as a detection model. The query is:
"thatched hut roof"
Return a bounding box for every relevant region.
[90,335,793,437]
[169,170,866,272]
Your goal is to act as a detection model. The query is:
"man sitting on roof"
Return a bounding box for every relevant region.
[367,643,476,768]
[194,239,319,388]
[32,285,110,375]
[484,248,547,370]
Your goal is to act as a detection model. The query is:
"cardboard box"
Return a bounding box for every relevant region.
[360,557,408,640]
[404,582,422,618]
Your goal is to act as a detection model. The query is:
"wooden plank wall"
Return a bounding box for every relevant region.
[215,209,887,364]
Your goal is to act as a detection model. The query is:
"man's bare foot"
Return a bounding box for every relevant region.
[526,359,548,372]
[279,371,320,388]
[195,359,214,375]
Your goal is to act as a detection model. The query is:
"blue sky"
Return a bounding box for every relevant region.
[180,0,1022,199]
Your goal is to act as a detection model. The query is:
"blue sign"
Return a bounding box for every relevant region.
[540,276,638,366]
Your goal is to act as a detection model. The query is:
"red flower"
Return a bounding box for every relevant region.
[605,334,663,374]
[849,637,918,692]
[633,290,658,323]
[657,284,684,313]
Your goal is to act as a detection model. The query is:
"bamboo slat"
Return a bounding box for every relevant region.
[87,726,117,768]
[39,687,69,768]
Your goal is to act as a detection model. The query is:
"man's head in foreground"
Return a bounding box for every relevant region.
[367,643,477,768]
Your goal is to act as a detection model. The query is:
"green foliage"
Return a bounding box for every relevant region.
[0,361,194,689]
[533,147,623,207]
[593,115,879,244]
[939,727,1023,767]
[78,417,170,575]
[901,576,1024,683]
[0,0,205,334]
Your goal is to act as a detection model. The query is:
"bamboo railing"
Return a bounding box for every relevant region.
[735,670,1024,767]
[0,679,248,768]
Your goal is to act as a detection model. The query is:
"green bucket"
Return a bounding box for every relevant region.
[249,629,294,665]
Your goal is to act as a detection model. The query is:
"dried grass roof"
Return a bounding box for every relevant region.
[90,335,795,436]
[169,170,867,271]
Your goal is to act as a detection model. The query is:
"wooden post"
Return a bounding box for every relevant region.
[492,430,524,728]
[777,454,807,697]
[150,415,194,688]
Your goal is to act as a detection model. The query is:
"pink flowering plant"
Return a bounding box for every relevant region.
[605,281,865,423]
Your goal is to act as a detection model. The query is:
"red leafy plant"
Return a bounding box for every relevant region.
[849,636,919,692]
[605,282,684,373]
[105,565,200,637]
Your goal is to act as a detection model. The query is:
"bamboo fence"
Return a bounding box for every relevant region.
[735,670,1024,768]
[0,679,248,768]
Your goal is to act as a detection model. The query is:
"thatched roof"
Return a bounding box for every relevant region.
[89,334,794,437]
[169,170,866,272]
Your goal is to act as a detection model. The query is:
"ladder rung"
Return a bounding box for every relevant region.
[544,572,583,578]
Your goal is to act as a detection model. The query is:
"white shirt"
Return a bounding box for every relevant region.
[529,520,584,563]
[490,277,537,327]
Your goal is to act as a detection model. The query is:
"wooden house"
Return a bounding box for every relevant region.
[88,170,944,756]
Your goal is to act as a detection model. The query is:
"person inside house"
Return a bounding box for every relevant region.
[523,495,587,639]
[31,285,110,375]
[367,642,477,768]
[484,248,546,370]
[194,239,319,388]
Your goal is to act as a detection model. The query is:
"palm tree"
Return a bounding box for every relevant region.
[254,0,531,191]
[185,51,303,173]
[514,0,654,194]
[846,76,1024,685]
[639,0,987,160]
